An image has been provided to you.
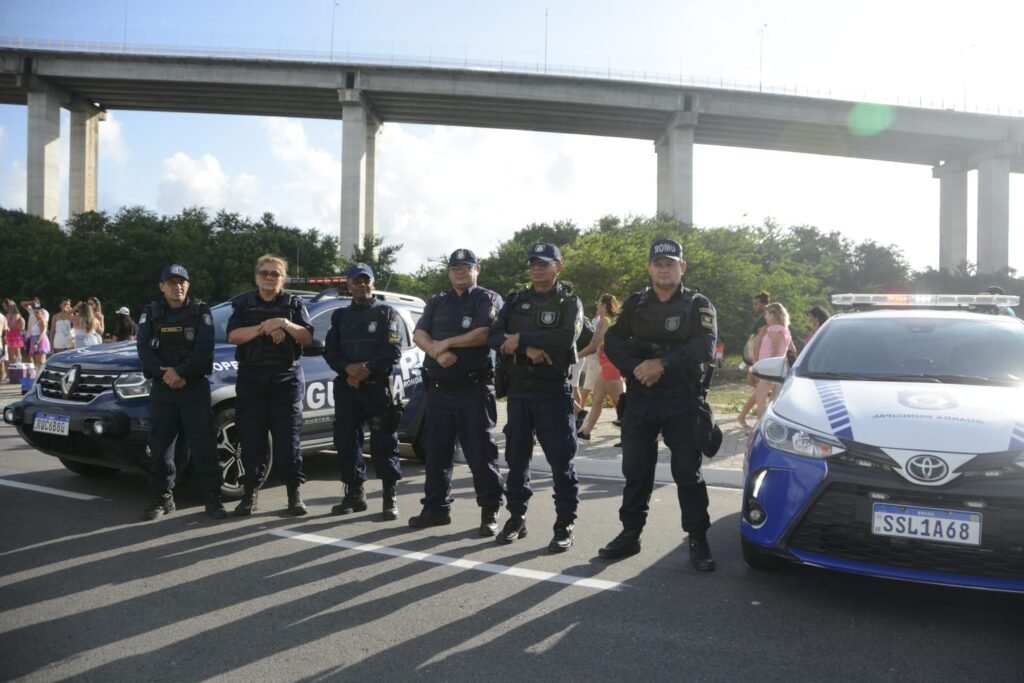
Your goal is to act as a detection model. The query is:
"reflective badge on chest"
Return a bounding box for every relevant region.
[665,316,681,331]
[461,316,473,329]
[184,327,196,341]
[541,311,557,325]
[519,302,532,311]
[368,321,377,333]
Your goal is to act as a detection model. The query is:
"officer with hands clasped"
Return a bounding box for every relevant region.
[325,262,404,520]
[137,264,224,520]
[487,242,582,552]
[409,248,506,535]
[228,254,314,517]
[600,238,719,571]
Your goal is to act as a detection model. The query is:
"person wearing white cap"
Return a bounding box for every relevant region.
[111,306,138,341]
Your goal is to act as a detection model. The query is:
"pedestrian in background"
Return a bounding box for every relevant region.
[409,248,506,535]
[49,298,75,352]
[22,299,50,372]
[737,291,769,430]
[72,299,104,347]
[577,293,624,440]
[325,262,404,520]
[488,242,582,552]
[112,306,138,341]
[601,238,719,572]
[228,254,313,517]
[754,302,793,420]
[137,264,224,520]
[803,305,831,350]
[0,311,9,383]
[4,299,25,365]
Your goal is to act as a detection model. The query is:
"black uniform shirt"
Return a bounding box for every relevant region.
[137,297,214,382]
[417,285,502,379]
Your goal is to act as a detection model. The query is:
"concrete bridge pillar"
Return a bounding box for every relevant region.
[69,106,104,218]
[26,84,62,221]
[932,161,968,272]
[340,88,379,260]
[976,152,1010,275]
[655,112,698,224]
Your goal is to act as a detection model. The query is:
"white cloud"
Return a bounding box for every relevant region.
[99,111,128,165]
[0,125,26,210]
[157,152,264,216]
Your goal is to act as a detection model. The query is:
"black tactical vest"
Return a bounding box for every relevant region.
[503,284,575,386]
[630,287,695,356]
[235,292,300,368]
[423,288,492,376]
[333,301,392,376]
[148,300,211,374]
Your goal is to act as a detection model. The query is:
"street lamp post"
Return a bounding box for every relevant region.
[758,23,768,93]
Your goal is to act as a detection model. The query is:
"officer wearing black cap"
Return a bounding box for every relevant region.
[137,264,223,520]
[408,248,505,535]
[228,254,314,516]
[487,242,582,552]
[325,262,404,520]
[600,238,719,571]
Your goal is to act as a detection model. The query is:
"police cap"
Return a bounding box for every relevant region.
[649,238,683,262]
[160,264,190,282]
[346,262,375,280]
[525,242,562,265]
[448,248,478,267]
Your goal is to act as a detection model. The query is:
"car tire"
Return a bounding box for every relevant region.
[58,457,119,477]
[214,406,272,500]
[740,533,787,571]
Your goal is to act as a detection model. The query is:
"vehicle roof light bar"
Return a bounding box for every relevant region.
[831,293,1019,307]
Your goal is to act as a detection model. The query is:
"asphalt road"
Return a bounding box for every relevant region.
[1,420,1023,682]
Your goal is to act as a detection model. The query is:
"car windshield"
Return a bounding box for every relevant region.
[211,302,233,344]
[798,315,1024,385]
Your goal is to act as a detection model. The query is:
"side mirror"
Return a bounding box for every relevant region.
[302,339,325,357]
[751,355,789,382]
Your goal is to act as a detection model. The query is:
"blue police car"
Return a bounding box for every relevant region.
[741,293,1024,593]
[3,281,429,499]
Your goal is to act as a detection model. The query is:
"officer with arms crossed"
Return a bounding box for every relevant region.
[137,264,223,520]
[408,248,506,535]
[228,254,314,516]
[600,238,719,572]
[487,242,582,552]
[326,263,404,520]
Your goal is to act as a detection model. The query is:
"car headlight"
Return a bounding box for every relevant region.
[761,413,844,459]
[113,372,151,399]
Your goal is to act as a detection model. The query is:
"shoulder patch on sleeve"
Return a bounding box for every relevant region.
[700,311,716,330]
[139,312,147,324]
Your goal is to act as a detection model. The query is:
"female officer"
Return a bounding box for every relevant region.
[228,254,314,516]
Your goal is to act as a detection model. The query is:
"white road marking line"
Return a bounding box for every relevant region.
[0,478,106,500]
[271,529,625,592]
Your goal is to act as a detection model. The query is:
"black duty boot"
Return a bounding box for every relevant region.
[408,506,451,528]
[382,482,399,521]
[143,492,175,521]
[479,506,500,537]
[688,536,716,572]
[548,519,575,553]
[495,515,527,545]
[234,486,258,516]
[331,483,367,515]
[286,483,307,516]
[598,528,642,559]
[205,491,227,520]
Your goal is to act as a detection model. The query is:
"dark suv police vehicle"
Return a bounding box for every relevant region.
[3,282,429,498]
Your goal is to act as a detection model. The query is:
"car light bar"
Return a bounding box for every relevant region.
[831,293,1020,307]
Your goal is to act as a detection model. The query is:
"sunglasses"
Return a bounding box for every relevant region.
[257,270,283,279]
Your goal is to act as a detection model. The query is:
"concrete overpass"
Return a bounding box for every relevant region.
[2,47,1022,272]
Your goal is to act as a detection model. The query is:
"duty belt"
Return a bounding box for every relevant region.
[426,368,494,390]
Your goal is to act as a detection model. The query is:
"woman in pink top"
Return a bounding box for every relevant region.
[754,302,793,422]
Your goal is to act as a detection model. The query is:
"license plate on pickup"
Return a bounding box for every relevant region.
[872,503,982,546]
[33,412,70,437]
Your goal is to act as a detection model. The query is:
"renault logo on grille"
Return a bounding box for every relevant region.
[62,366,79,399]
[905,454,949,483]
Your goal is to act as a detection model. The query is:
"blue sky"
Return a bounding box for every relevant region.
[1,0,1022,272]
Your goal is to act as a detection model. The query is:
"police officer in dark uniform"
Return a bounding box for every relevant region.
[600,238,718,571]
[227,254,314,516]
[137,264,223,520]
[325,262,404,520]
[408,248,505,535]
[487,242,582,552]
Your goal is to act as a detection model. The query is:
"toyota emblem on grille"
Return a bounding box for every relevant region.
[905,454,949,482]
[62,366,79,398]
